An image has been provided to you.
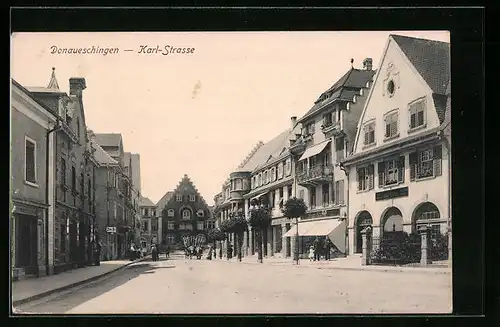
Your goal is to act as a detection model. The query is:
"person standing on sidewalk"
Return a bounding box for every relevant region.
[324,236,332,261]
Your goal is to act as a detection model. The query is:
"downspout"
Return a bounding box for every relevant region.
[46,120,63,273]
[339,163,349,256]
[438,128,452,263]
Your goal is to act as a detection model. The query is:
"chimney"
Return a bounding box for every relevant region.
[69,77,87,98]
[363,58,373,71]
[291,116,297,129]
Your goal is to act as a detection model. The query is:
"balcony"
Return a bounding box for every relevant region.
[296,164,334,186]
[289,138,307,156]
[321,121,341,135]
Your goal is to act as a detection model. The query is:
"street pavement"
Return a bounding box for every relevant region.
[15,256,452,314]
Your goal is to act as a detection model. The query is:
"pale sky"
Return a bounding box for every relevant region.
[11,31,449,205]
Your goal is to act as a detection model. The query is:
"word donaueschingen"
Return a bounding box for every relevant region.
[50,46,119,56]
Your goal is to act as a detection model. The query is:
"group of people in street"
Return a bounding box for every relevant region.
[309,236,333,261]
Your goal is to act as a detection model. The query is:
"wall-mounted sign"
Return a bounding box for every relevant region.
[375,187,409,201]
[106,226,117,233]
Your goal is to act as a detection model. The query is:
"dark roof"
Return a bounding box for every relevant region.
[299,68,376,123]
[11,79,59,118]
[139,196,156,207]
[156,191,174,209]
[94,133,123,148]
[391,34,450,95]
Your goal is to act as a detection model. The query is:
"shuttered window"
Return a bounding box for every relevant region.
[384,111,399,139]
[357,164,374,191]
[409,145,443,180]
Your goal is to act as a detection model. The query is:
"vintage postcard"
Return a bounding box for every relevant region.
[10,30,451,315]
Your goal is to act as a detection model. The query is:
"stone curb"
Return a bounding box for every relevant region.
[213,258,451,275]
[12,257,149,307]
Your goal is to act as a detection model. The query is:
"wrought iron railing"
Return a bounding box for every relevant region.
[296,164,333,183]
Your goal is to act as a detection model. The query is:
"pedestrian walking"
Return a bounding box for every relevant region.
[324,236,332,261]
[313,237,321,261]
[165,245,170,259]
[308,245,315,262]
[152,244,158,262]
[94,241,102,266]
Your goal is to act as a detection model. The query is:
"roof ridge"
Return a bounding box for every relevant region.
[237,141,265,169]
[390,34,449,45]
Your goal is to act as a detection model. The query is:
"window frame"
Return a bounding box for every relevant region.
[167,221,175,230]
[362,120,376,148]
[383,109,400,140]
[24,135,38,186]
[197,221,204,230]
[408,97,427,131]
[167,209,175,217]
[189,194,196,202]
[182,209,191,220]
[176,194,182,202]
[356,164,375,192]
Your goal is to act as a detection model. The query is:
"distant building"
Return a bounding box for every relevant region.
[94,133,137,258]
[11,79,58,279]
[138,196,157,248]
[89,131,122,260]
[341,35,451,257]
[160,175,214,247]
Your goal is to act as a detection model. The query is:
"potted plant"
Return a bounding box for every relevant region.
[281,196,308,264]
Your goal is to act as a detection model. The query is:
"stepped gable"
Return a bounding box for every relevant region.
[164,174,210,209]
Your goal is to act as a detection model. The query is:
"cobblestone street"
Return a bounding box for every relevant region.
[17,257,452,314]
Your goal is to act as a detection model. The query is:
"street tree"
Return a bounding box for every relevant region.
[248,199,271,263]
[228,212,248,261]
[207,227,226,259]
[282,196,308,264]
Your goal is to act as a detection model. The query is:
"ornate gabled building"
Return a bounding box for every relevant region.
[27,68,98,273]
[284,59,376,257]
[160,175,214,247]
[340,35,450,259]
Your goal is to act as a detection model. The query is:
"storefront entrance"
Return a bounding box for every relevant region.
[16,214,38,275]
[355,211,373,253]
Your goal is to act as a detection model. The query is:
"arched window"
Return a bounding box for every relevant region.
[182,208,191,220]
[167,209,175,217]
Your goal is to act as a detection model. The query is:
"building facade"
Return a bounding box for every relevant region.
[284,59,376,256]
[161,175,214,247]
[94,133,138,258]
[139,196,157,249]
[11,79,58,279]
[28,70,97,274]
[340,35,451,256]
[89,131,123,260]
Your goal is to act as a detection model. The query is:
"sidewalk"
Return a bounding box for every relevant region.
[12,257,149,305]
[213,255,451,275]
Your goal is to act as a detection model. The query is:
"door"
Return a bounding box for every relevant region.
[16,214,38,272]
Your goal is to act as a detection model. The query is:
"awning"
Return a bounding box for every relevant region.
[298,140,331,161]
[250,192,268,201]
[282,218,346,253]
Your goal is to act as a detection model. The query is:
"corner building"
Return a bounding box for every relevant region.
[341,35,451,255]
